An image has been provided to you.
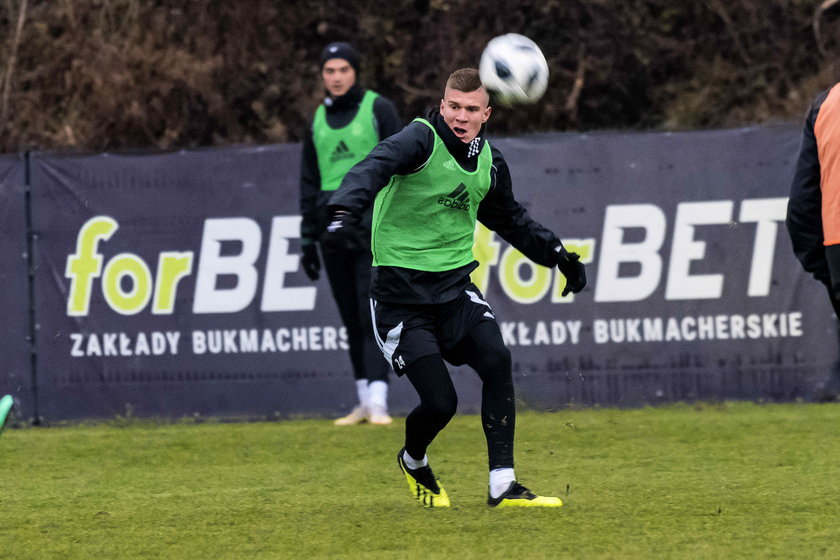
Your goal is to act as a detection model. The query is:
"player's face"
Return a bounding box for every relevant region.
[321,59,356,97]
[439,87,492,143]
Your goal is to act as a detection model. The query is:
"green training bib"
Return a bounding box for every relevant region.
[371,118,493,271]
[313,90,380,191]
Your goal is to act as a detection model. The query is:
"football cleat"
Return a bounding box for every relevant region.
[0,394,13,438]
[488,481,563,508]
[397,448,450,507]
[368,405,393,425]
[334,405,368,426]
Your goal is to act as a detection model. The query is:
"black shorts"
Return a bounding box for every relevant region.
[370,284,498,375]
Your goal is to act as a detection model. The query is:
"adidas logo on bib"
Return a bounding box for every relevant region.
[329,140,355,163]
[437,183,470,211]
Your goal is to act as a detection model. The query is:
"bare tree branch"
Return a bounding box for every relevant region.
[814,0,840,57]
[0,0,28,132]
[565,46,587,125]
[394,78,439,100]
[709,0,752,66]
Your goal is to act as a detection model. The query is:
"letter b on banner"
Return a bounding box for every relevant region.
[193,218,262,313]
[193,216,316,313]
[595,204,666,302]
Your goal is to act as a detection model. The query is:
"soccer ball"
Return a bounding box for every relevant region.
[479,33,549,107]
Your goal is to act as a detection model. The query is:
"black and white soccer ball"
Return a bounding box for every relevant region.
[479,33,549,107]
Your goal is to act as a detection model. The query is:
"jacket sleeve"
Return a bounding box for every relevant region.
[786,93,830,282]
[477,145,562,267]
[299,124,322,243]
[328,121,433,214]
[373,96,403,139]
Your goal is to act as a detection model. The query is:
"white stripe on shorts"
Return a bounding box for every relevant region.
[370,298,403,365]
[465,289,495,319]
[465,289,491,308]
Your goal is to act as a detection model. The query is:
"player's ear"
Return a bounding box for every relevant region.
[482,106,492,123]
[439,98,445,112]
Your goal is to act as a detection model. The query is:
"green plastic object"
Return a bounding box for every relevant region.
[0,394,13,438]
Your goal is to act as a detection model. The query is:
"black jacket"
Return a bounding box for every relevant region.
[299,84,402,243]
[329,109,564,304]
[787,85,835,283]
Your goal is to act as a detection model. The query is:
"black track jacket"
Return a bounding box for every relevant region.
[329,109,564,305]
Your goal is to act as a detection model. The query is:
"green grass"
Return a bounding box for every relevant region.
[2,402,839,559]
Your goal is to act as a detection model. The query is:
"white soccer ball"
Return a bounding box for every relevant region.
[479,33,549,107]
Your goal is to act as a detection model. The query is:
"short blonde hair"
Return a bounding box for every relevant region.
[445,68,484,94]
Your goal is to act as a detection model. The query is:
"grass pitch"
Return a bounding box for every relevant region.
[1,401,839,559]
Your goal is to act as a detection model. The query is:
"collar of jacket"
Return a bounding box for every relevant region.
[324,84,365,112]
[427,108,487,169]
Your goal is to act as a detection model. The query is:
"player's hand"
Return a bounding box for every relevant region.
[555,246,586,296]
[322,210,362,251]
[300,242,320,281]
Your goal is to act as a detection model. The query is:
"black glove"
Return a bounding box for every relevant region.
[321,210,362,251]
[300,242,320,281]
[555,246,586,296]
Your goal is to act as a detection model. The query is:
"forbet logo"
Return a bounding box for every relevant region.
[65,215,317,316]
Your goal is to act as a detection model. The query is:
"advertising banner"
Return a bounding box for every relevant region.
[29,147,423,420]
[484,125,830,406]
[0,154,33,420]
[25,124,831,420]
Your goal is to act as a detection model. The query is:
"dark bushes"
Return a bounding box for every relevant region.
[0,0,837,151]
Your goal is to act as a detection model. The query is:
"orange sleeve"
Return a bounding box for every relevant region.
[816,84,840,245]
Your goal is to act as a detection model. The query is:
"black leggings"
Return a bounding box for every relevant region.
[320,241,388,384]
[404,321,514,470]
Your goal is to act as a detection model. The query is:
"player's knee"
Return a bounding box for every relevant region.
[427,392,458,421]
[480,345,511,377]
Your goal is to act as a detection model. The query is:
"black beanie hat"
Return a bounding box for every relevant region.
[319,42,361,74]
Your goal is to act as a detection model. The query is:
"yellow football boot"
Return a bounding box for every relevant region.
[488,481,563,508]
[397,449,451,508]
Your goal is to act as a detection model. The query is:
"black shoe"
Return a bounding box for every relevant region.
[487,481,563,508]
[396,448,450,507]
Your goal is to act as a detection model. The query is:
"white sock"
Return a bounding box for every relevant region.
[356,379,370,409]
[368,380,388,410]
[489,468,516,499]
[402,450,428,469]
